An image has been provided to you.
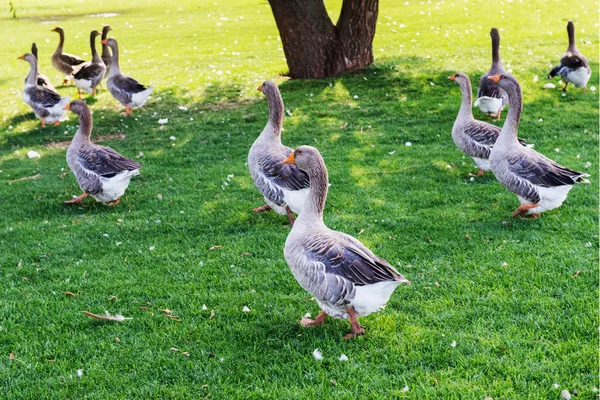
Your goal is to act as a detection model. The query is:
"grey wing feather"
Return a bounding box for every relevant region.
[259,148,310,191]
[303,231,403,287]
[78,145,141,177]
[478,74,508,105]
[108,75,147,104]
[561,53,589,70]
[61,52,86,66]
[507,151,584,188]
[463,122,499,158]
[74,63,104,81]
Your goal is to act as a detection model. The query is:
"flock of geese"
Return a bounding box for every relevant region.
[15,21,592,338]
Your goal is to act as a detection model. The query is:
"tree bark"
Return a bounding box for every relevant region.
[268,0,378,79]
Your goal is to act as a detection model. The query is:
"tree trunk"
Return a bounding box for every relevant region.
[268,0,378,79]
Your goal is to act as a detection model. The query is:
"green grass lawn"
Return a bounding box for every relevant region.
[0,0,598,398]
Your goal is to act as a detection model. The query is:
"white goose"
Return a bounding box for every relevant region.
[283,146,410,339]
[248,80,309,225]
[487,73,589,218]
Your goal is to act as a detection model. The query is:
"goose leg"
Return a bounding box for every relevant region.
[64,192,88,204]
[496,108,502,121]
[285,206,296,226]
[300,311,327,327]
[343,307,365,340]
[41,118,46,128]
[62,79,68,86]
[125,105,132,116]
[584,85,587,94]
[560,82,569,92]
[253,204,271,213]
[107,198,121,207]
[92,87,97,96]
[53,121,60,126]
[511,203,540,218]
[78,88,84,100]
[477,169,485,177]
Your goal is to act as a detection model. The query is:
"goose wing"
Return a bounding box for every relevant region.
[560,53,589,70]
[507,150,584,188]
[258,147,310,192]
[78,145,141,178]
[61,52,86,66]
[27,86,62,108]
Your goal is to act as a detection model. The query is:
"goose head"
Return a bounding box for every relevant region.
[448,72,470,86]
[63,100,89,115]
[102,25,113,39]
[283,145,326,175]
[17,53,36,64]
[487,73,519,90]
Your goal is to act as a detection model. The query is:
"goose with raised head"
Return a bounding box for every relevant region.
[487,73,589,219]
[63,100,141,206]
[29,43,56,92]
[475,28,509,120]
[103,38,154,116]
[73,30,106,99]
[449,72,529,176]
[548,20,592,92]
[101,25,113,77]
[50,27,86,85]
[19,53,70,128]
[248,80,310,225]
[283,146,410,339]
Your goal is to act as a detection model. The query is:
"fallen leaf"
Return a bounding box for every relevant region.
[209,245,222,250]
[47,359,55,363]
[330,379,337,386]
[434,282,440,287]
[139,307,151,311]
[115,337,120,343]
[82,311,131,322]
[171,347,179,352]
[64,292,79,297]
[17,259,22,268]
[572,270,580,278]
[166,315,180,321]
[313,348,323,360]
[182,352,190,357]
[464,234,471,240]
[209,310,215,319]
[9,353,15,360]
[161,309,172,314]
[107,296,117,301]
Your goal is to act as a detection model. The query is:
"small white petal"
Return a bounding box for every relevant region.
[405,141,412,147]
[313,348,323,360]
[177,106,188,111]
[590,86,596,92]
[27,150,41,159]
[77,369,83,377]
[553,383,560,389]
[450,340,457,347]
[242,306,251,312]
[202,304,208,310]
[169,136,177,141]
[339,354,348,361]
[158,118,169,124]
[560,389,571,400]
[543,83,556,89]
[401,386,409,392]
[353,95,359,99]
[149,246,155,251]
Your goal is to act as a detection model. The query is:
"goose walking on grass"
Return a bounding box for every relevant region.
[64,100,141,206]
[19,53,70,128]
[475,28,509,120]
[50,27,86,86]
[101,25,113,77]
[283,146,410,339]
[450,72,529,176]
[548,20,592,93]
[487,73,589,219]
[73,30,106,99]
[103,38,154,116]
[248,81,310,225]
[29,43,56,92]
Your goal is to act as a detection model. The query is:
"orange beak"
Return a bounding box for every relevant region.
[101,39,108,44]
[283,153,295,165]
[63,103,71,111]
[488,74,501,83]
[17,54,25,60]
[257,85,263,92]
[448,74,455,81]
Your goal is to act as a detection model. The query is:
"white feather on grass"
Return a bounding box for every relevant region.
[83,311,131,322]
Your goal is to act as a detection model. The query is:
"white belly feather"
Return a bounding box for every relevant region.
[92,169,139,202]
[565,67,591,88]
[474,97,504,114]
[517,184,574,214]
[472,157,491,171]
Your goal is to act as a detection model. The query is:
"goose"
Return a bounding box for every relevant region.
[548,20,592,92]
[50,27,86,86]
[19,53,70,128]
[475,28,509,120]
[29,43,56,92]
[63,100,141,206]
[101,25,113,77]
[487,73,589,219]
[449,72,529,176]
[283,146,410,339]
[248,80,310,225]
[73,30,106,99]
[103,38,154,116]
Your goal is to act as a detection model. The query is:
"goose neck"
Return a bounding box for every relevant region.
[300,162,328,222]
[497,83,522,144]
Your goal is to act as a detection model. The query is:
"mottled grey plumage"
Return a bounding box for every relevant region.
[101,25,113,77]
[476,28,509,115]
[50,27,86,79]
[248,81,309,218]
[20,53,70,125]
[66,100,141,202]
[73,31,106,95]
[450,72,500,164]
[104,38,154,112]
[487,73,589,216]
[284,146,409,338]
[548,21,591,91]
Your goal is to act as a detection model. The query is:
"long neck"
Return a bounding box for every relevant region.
[90,34,101,63]
[458,79,473,118]
[567,22,576,52]
[101,32,111,59]
[75,109,93,141]
[26,58,38,86]
[32,44,38,59]
[491,29,504,69]
[56,30,64,50]
[267,90,284,134]
[497,82,522,145]
[109,44,120,75]
[302,162,328,222]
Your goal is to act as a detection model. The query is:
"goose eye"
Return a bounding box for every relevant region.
[297,150,302,155]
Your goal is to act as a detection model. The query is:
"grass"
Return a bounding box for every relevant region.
[0,0,598,398]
